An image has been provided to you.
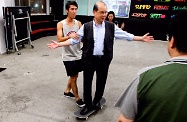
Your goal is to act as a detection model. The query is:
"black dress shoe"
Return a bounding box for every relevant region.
[80,106,93,115]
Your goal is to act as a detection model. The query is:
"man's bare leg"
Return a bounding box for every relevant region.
[65,78,72,93]
[65,74,80,101]
[70,74,80,101]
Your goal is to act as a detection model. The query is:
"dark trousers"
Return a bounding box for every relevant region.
[83,56,110,108]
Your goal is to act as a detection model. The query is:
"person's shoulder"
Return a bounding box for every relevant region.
[105,20,114,25]
[137,63,168,75]
[58,19,67,30]
[85,21,93,24]
[57,20,63,28]
[84,21,93,27]
[76,20,82,28]
[105,21,115,28]
[58,19,65,25]
[105,20,110,24]
[75,19,82,24]
[73,19,80,24]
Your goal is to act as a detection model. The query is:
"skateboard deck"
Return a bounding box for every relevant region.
[73,97,106,120]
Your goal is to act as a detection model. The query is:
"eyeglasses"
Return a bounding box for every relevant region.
[97,11,108,15]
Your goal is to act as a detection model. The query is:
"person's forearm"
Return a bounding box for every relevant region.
[58,36,70,42]
[133,36,142,41]
[58,40,71,47]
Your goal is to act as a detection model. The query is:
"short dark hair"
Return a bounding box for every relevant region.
[93,1,106,12]
[65,1,78,10]
[168,10,187,53]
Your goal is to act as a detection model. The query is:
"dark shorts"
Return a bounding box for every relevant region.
[63,59,84,76]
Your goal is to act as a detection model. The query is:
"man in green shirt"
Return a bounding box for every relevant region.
[115,10,187,122]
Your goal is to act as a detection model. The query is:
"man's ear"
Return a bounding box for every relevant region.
[170,36,176,48]
[66,10,68,14]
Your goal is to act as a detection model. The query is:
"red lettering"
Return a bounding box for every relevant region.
[154,5,169,10]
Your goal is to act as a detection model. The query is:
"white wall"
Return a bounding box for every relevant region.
[4,0,15,6]
[0,0,15,54]
[46,0,50,15]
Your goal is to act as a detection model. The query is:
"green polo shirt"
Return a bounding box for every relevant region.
[115,57,187,122]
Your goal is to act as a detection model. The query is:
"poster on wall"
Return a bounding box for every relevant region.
[129,0,187,19]
[103,0,131,18]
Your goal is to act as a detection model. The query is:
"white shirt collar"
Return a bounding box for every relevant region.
[93,20,105,27]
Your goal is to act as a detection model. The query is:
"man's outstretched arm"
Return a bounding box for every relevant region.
[47,25,84,49]
[47,40,71,49]
[133,32,154,42]
[114,25,154,42]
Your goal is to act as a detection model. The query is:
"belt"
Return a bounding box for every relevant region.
[92,55,103,59]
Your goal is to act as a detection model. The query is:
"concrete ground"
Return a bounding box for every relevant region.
[0,36,169,122]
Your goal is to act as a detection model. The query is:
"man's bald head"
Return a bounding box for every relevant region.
[93,1,107,12]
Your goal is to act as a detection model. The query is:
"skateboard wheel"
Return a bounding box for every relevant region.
[17,52,21,55]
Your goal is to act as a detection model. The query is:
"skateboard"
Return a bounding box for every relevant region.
[73,97,106,120]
